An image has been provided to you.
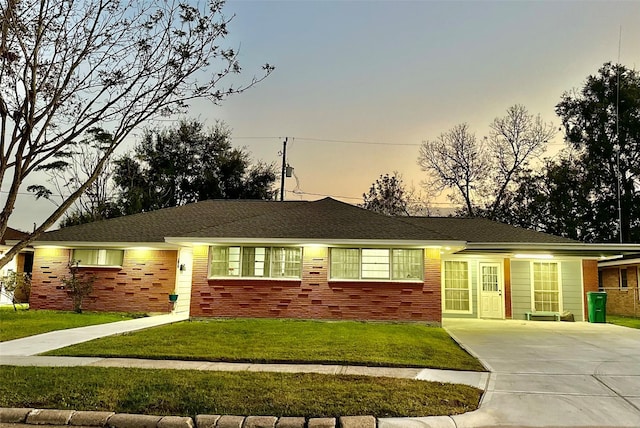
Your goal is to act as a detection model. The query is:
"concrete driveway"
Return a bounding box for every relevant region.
[382,319,640,428]
[450,319,640,427]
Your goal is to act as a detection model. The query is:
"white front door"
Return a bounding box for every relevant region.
[173,248,193,315]
[479,262,503,319]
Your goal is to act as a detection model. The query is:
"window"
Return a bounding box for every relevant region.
[443,261,470,312]
[361,249,390,279]
[533,262,560,312]
[72,249,124,267]
[330,248,423,281]
[620,268,628,289]
[330,248,360,279]
[209,246,301,279]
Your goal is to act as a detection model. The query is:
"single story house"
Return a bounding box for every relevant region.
[27,198,640,322]
[598,254,640,317]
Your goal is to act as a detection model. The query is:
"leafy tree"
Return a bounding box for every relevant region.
[61,260,95,313]
[362,173,410,216]
[418,106,555,218]
[0,271,31,310]
[113,119,277,214]
[0,0,273,269]
[491,152,598,241]
[555,62,640,242]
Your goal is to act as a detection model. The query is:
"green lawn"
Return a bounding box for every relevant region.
[0,366,481,418]
[607,315,640,329]
[46,318,485,371]
[0,307,142,342]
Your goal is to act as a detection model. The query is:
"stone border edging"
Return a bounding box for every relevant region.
[0,408,376,428]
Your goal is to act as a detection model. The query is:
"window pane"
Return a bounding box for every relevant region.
[533,262,559,312]
[361,249,390,279]
[73,249,123,266]
[444,261,469,311]
[209,246,240,276]
[330,248,359,279]
[73,249,99,265]
[271,247,302,278]
[242,247,270,277]
[103,250,124,266]
[392,249,423,280]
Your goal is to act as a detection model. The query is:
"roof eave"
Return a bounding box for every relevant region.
[33,241,181,249]
[164,237,467,248]
[460,242,640,257]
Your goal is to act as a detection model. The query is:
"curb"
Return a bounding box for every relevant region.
[0,408,376,428]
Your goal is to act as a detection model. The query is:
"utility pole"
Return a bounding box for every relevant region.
[280,137,287,201]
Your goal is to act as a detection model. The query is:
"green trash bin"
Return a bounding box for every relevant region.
[587,291,607,323]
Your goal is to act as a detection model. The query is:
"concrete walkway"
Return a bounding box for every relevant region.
[0,313,188,356]
[381,319,640,428]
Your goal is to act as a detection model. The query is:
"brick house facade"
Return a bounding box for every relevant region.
[26,198,639,321]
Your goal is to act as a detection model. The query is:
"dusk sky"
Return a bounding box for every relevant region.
[7,0,640,231]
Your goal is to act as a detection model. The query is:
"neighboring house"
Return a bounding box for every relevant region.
[29,198,640,322]
[1,227,33,304]
[598,254,640,317]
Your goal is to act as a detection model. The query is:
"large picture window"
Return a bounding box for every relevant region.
[533,262,560,312]
[72,249,124,267]
[209,246,301,279]
[443,260,470,312]
[330,248,423,281]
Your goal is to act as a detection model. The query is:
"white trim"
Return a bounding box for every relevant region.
[598,258,640,268]
[580,260,585,321]
[478,261,505,319]
[529,261,563,313]
[327,247,425,282]
[465,242,640,255]
[34,241,180,249]
[167,237,465,248]
[441,259,473,315]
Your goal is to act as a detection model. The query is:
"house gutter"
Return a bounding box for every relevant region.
[164,237,467,249]
[461,242,640,257]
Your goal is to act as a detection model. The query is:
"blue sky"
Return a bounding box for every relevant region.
[8,0,640,230]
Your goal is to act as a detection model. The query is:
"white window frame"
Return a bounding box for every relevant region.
[208,246,302,280]
[329,248,423,282]
[72,249,124,267]
[530,261,563,313]
[442,260,473,314]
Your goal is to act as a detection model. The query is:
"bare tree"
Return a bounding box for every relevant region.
[418,106,555,218]
[32,128,120,227]
[0,0,273,268]
[418,123,489,216]
[485,104,556,217]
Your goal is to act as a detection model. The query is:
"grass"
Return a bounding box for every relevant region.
[0,366,481,418]
[45,318,485,371]
[0,306,143,342]
[607,314,640,329]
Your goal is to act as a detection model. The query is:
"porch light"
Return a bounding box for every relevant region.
[514,254,554,260]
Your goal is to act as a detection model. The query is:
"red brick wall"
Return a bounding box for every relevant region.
[583,259,599,319]
[30,248,177,313]
[190,246,442,322]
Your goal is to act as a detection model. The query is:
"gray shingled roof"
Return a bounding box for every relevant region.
[38,197,575,244]
[399,217,577,244]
